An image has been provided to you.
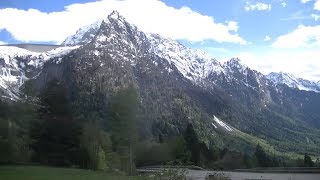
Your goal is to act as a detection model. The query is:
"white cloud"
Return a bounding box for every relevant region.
[245,2,272,11]
[236,50,320,81]
[264,36,271,41]
[272,25,320,48]
[0,41,6,45]
[282,2,287,7]
[315,0,320,10]
[312,14,320,21]
[301,0,312,3]
[0,0,247,45]
[279,0,287,7]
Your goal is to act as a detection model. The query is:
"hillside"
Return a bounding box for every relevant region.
[0,11,319,159]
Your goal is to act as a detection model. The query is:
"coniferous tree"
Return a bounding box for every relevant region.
[0,100,10,163]
[184,123,200,165]
[109,85,139,174]
[304,153,314,167]
[30,80,82,166]
[254,144,272,167]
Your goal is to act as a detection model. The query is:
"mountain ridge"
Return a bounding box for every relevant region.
[1,11,320,156]
[267,72,320,92]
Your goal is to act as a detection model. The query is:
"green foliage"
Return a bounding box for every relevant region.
[80,123,112,170]
[109,85,139,144]
[167,137,191,165]
[30,80,82,166]
[315,157,320,167]
[253,144,282,167]
[72,91,107,125]
[184,123,200,165]
[303,154,314,167]
[2,73,320,174]
[0,97,36,164]
[135,141,173,166]
[212,149,247,170]
[108,85,140,174]
[244,154,258,168]
[183,123,217,167]
[254,144,270,167]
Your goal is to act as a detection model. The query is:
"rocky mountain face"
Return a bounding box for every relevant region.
[0,45,78,100]
[1,11,320,155]
[267,72,320,92]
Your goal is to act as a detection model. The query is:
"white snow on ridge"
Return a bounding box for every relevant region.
[63,19,102,46]
[213,115,233,132]
[0,45,80,67]
[0,46,40,64]
[147,34,224,81]
[0,45,80,97]
[44,46,80,61]
[267,72,320,93]
[60,11,225,83]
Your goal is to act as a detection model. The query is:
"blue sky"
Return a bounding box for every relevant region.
[0,0,320,80]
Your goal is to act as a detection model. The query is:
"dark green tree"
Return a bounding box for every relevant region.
[304,153,314,167]
[30,80,82,167]
[184,123,200,165]
[0,100,10,163]
[167,136,191,164]
[254,144,270,167]
[109,85,139,175]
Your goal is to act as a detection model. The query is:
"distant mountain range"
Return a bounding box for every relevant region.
[267,72,320,92]
[0,11,319,156]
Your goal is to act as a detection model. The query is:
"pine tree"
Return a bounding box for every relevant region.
[254,144,269,167]
[184,123,200,165]
[30,80,82,166]
[304,153,314,167]
[109,85,139,174]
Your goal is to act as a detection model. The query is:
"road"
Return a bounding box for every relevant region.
[186,170,320,180]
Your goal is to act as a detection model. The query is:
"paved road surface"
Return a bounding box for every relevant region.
[186,170,320,180]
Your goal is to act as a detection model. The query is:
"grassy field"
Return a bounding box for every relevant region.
[0,166,149,180]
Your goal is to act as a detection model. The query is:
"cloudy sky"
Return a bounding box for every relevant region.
[0,0,320,81]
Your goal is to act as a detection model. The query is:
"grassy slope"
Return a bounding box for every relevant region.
[233,129,303,159]
[0,166,149,180]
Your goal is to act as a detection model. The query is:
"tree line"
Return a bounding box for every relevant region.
[0,80,319,174]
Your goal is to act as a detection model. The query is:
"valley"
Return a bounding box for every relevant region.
[0,10,320,178]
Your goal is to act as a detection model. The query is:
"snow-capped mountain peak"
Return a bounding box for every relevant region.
[222,58,249,75]
[107,10,125,22]
[62,19,102,46]
[267,72,320,92]
[61,11,320,95]
[62,10,132,47]
[147,33,224,81]
[224,58,246,69]
[61,11,224,83]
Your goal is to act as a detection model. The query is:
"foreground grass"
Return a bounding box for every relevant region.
[0,166,149,180]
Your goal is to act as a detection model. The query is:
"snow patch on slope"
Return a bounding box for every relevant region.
[213,116,233,132]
